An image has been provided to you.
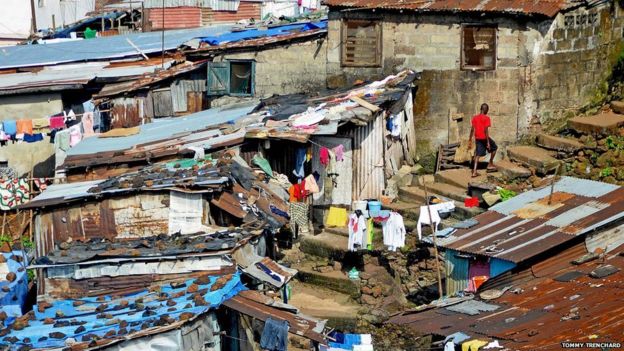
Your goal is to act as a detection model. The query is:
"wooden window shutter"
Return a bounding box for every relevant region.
[341,20,381,67]
[207,61,231,96]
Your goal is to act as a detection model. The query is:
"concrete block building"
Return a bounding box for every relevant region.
[323,0,624,155]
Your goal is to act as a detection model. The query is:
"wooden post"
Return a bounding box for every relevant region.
[1,212,5,237]
[548,163,561,205]
[52,14,56,30]
[422,177,444,299]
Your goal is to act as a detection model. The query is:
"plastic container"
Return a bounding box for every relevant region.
[368,200,382,213]
[473,275,489,290]
[352,201,367,212]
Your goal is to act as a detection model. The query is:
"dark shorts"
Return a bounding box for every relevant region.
[476,138,497,157]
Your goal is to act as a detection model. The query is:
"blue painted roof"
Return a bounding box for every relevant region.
[0,25,233,70]
[67,101,258,156]
[198,20,327,45]
[0,251,29,324]
[1,272,245,350]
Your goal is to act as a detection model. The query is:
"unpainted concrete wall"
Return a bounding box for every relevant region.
[326,3,624,155]
[0,93,63,176]
[217,38,327,97]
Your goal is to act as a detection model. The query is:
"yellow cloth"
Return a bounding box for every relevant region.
[33,118,50,133]
[462,340,488,351]
[366,218,374,250]
[326,206,348,227]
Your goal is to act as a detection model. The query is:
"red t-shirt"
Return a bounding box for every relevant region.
[472,114,491,140]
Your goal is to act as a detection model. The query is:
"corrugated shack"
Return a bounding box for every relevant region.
[389,240,624,350]
[421,177,624,297]
[239,69,418,219]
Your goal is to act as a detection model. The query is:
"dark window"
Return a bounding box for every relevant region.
[207,60,255,96]
[461,25,496,71]
[341,20,381,67]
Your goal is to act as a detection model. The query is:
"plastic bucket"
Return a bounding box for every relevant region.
[368,200,382,213]
[352,201,367,212]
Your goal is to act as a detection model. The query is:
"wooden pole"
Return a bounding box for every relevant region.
[422,177,444,299]
[1,212,5,237]
[548,163,561,205]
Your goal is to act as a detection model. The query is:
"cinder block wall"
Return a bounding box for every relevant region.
[326,4,624,156]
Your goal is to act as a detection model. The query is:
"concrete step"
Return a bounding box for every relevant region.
[536,133,583,153]
[568,112,624,135]
[383,201,421,221]
[507,145,561,175]
[422,182,468,203]
[299,232,349,261]
[398,186,483,221]
[324,226,349,238]
[495,159,532,180]
[288,281,361,330]
[434,168,484,189]
[292,261,361,298]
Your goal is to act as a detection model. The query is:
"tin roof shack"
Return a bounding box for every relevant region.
[389,240,624,350]
[425,177,624,296]
[323,0,624,155]
[240,70,418,208]
[94,20,328,122]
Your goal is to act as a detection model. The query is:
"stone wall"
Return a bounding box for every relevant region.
[534,5,624,122]
[0,93,63,176]
[217,38,327,97]
[326,4,624,155]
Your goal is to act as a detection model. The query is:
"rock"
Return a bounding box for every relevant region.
[74,326,86,334]
[179,312,194,321]
[317,265,334,274]
[359,272,372,280]
[43,318,54,324]
[0,242,11,253]
[361,294,378,306]
[361,286,373,295]
[332,261,343,271]
[371,286,383,298]
[610,100,624,114]
[6,272,16,283]
[187,284,199,293]
[49,332,66,339]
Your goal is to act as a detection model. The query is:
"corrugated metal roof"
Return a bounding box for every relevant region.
[0,25,232,70]
[66,102,257,158]
[321,0,572,17]
[437,178,623,264]
[0,61,174,94]
[389,243,624,350]
[144,0,241,10]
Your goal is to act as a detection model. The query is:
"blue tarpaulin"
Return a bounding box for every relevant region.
[1,272,245,351]
[198,20,327,46]
[50,12,124,39]
[0,250,29,323]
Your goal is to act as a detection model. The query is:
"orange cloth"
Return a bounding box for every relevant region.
[16,119,33,135]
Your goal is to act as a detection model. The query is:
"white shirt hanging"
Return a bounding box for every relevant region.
[348,213,366,251]
[382,212,406,252]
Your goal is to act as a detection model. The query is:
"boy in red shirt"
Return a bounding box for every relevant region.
[468,103,497,177]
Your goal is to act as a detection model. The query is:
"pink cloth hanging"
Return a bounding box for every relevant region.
[69,125,82,147]
[49,116,65,129]
[320,147,330,167]
[333,144,344,161]
[82,112,95,137]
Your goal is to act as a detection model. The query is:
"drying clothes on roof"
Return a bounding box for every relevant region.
[462,339,489,351]
[260,317,289,351]
[252,154,273,177]
[320,147,330,166]
[68,124,82,147]
[382,212,406,252]
[23,133,43,143]
[82,112,95,137]
[417,202,454,240]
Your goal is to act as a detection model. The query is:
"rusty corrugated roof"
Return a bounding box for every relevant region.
[437,178,624,264]
[322,0,572,17]
[389,243,624,350]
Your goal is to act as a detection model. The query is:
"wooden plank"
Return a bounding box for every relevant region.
[350,96,380,113]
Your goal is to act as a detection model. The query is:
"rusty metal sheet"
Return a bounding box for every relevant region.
[322,0,569,17]
[390,244,624,350]
[223,290,326,343]
[211,191,247,218]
